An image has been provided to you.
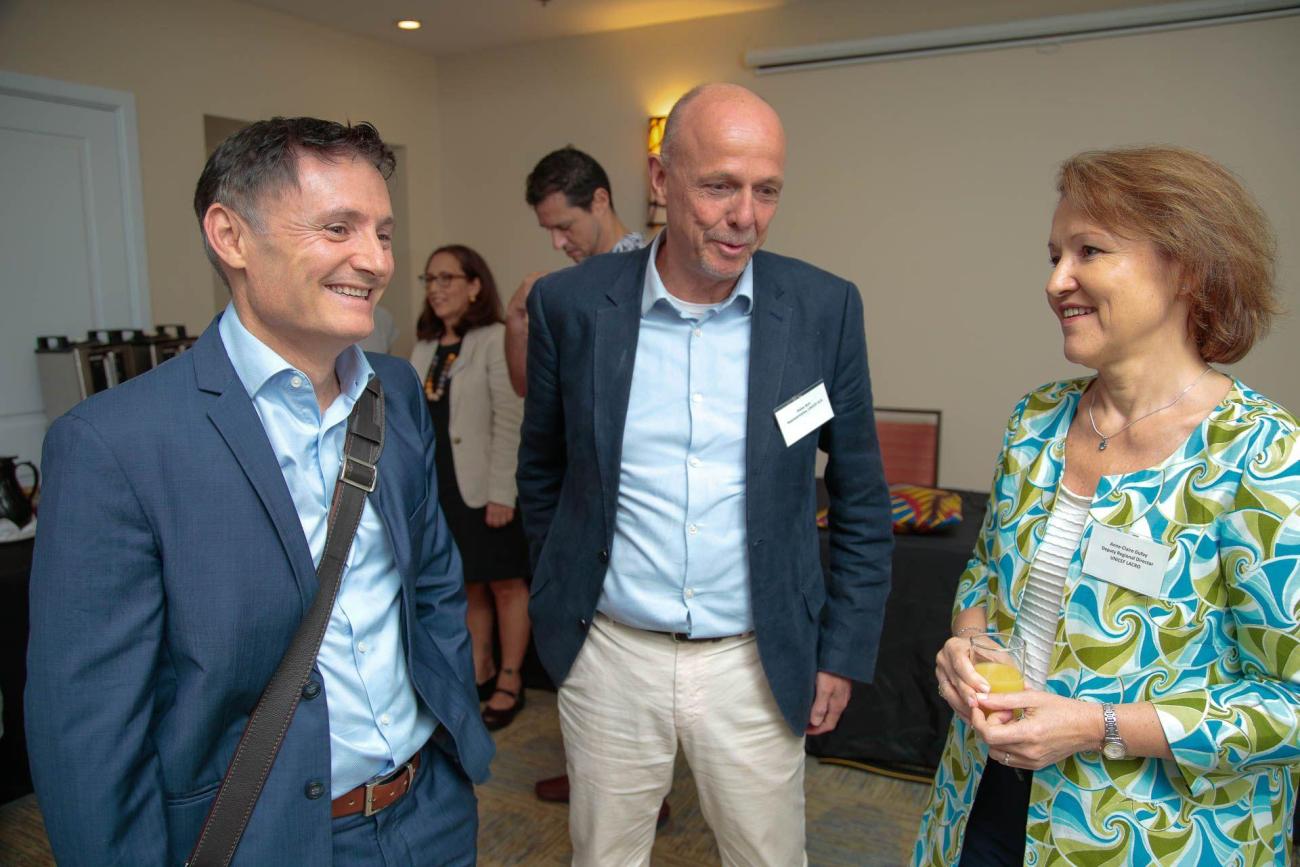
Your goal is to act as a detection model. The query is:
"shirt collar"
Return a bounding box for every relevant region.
[218,301,373,402]
[640,230,754,318]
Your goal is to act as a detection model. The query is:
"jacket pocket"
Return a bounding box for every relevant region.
[801,567,826,621]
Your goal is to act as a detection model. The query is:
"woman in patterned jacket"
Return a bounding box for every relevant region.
[913,146,1299,866]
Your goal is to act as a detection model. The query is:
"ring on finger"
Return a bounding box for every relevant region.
[937,678,947,696]
[1004,751,1012,765]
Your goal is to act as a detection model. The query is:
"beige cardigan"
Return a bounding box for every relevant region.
[409,322,522,509]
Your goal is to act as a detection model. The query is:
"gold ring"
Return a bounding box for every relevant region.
[937,679,946,696]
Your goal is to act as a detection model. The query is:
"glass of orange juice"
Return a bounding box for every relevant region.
[969,632,1026,695]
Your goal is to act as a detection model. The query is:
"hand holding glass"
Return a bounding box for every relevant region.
[969,632,1026,695]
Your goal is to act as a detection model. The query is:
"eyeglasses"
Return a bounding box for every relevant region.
[419,272,468,288]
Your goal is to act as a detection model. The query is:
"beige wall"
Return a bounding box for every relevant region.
[3,0,1296,487]
[433,2,1300,489]
[0,0,442,358]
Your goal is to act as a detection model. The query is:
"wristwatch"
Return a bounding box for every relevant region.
[1100,702,1128,760]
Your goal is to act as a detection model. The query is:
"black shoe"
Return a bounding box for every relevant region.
[482,687,526,731]
[476,672,498,702]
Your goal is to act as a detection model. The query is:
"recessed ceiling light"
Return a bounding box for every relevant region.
[395,19,422,31]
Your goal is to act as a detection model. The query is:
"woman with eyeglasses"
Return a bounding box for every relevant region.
[411,244,529,731]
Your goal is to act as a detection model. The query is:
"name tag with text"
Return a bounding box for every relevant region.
[774,380,834,447]
[1082,523,1171,597]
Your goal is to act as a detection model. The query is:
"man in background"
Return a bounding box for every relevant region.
[518,83,893,865]
[504,146,644,397]
[27,117,491,866]
[503,145,660,817]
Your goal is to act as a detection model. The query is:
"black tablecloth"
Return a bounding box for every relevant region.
[807,489,987,776]
[0,537,34,804]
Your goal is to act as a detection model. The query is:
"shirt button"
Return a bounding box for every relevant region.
[691,393,703,404]
[357,640,369,654]
[380,713,392,726]
[687,524,698,535]
[685,588,695,599]
[688,456,701,468]
[692,328,702,338]
[304,780,326,800]
[290,375,303,389]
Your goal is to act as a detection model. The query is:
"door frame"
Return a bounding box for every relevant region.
[0,69,151,326]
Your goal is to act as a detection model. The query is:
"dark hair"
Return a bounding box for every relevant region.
[1058,146,1279,364]
[524,146,614,211]
[416,244,504,341]
[194,117,396,284]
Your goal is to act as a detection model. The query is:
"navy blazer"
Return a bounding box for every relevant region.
[517,245,894,734]
[26,319,493,867]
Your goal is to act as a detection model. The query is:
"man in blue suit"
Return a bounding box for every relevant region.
[517,84,893,865]
[26,117,492,866]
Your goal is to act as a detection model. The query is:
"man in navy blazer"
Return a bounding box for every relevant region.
[26,118,492,866]
[517,84,893,864]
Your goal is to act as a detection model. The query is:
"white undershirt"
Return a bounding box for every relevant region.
[1017,483,1090,690]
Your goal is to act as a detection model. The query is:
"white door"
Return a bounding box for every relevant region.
[0,72,150,469]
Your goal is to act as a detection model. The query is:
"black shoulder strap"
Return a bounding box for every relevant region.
[187,376,385,867]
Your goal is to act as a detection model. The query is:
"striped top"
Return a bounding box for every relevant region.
[1017,483,1090,690]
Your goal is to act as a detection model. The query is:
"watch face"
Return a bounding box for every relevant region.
[1102,740,1126,760]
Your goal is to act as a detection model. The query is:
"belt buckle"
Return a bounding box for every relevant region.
[363,760,416,817]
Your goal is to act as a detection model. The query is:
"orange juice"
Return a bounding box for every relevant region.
[973,661,1025,694]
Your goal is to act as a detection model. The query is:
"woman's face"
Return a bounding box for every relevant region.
[1045,198,1190,370]
[424,251,480,329]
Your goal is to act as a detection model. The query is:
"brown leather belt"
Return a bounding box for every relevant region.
[331,753,420,819]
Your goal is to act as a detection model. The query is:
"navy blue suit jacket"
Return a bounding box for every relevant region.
[25,319,493,867]
[517,246,894,734]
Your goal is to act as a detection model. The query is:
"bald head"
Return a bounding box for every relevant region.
[649,83,787,301]
[660,83,785,168]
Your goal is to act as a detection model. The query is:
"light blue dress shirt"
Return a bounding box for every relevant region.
[596,233,755,637]
[219,305,435,795]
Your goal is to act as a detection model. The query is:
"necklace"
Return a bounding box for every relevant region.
[424,347,458,402]
[1087,366,1214,452]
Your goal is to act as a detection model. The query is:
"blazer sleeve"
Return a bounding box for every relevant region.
[815,282,895,681]
[952,392,1031,618]
[25,413,169,867]
[484,325,524,507]
[1151,427,1300,795]
[516,277,566,569]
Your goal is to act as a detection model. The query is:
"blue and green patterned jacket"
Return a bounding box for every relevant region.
[913,377,1300,866]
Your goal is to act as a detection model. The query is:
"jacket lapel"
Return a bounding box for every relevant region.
[371,422,413,582]
[593,252,649,532]
[746,261,792,488]
[194,319,319,610]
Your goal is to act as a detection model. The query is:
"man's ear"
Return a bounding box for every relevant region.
[203,203,251,274]
[647,154,668,208]
[590,187,611,216]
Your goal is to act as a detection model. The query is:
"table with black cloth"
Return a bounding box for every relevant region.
[0,537,35,804]
[806,489,987,778]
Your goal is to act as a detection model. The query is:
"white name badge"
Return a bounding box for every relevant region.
[774,380,834,447]
[1081,523,1171,597]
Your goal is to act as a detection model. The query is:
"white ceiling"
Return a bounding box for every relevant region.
[246,0,797,55]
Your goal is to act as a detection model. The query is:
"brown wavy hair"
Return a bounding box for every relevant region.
[416,244,503,341]
[1057,146,1279,363]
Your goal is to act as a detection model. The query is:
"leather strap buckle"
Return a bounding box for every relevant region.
[338,455,377,493]
[363,760,416,817]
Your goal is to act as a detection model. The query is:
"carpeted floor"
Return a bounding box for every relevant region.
[0,688,932,865]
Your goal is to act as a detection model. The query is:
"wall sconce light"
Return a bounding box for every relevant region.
[646,115,667,228]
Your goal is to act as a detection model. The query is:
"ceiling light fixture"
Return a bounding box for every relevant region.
[395,19,422,31]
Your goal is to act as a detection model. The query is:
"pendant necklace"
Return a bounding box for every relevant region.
[1087,366,1214,452]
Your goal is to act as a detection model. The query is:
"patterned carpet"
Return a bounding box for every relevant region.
[0,688,932,865]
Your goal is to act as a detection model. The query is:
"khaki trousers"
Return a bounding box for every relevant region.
[558,613,808,867]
